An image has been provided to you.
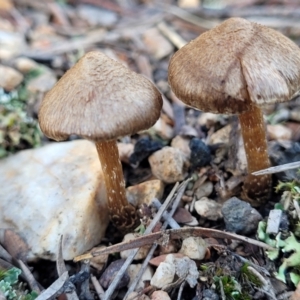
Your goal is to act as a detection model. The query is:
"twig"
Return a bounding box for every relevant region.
[91,276,105,300]
[18,260,41,294]
[79,260,93,300]
[152,199,180,229]
[247,266,276,300]
[219,277,226,300]
[231,253,270,276]
[157,21,187,49]
[100,182,180,300]
[77,226,274,258]
[22,29,107,58]
[56,236,79,300]
[293,199,300,220]
[35,272,70,300]
[252,161,300,175]
[124,179,191,298]
[177,281,186,300]
[157,4,220,29]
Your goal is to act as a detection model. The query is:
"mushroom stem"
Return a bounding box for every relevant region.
[239,105,272,205]
[95,140,136,230]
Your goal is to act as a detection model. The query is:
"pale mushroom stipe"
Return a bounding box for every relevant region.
[38,51,163,230]
[168,17,300,206]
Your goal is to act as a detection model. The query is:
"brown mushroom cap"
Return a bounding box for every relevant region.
[168,17,300,114]
[39,51,162,141]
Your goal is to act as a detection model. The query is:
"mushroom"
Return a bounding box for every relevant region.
[168,17,300,206]
[38,51,163,230]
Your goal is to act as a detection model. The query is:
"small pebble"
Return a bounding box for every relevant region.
[266,209,283,235]
[195,181,213,200]
[127,264,153,290]
[179,237,207,260]
[221,197,262,234]
[0,65,23,91]
[189,138,211,170]
[195,197,222,221]
[151,291,171,300]
[99,259,129,289]
[202,289,220,300]
[149,147,187,183]
[150,255,175,288]
[126,179,164,207]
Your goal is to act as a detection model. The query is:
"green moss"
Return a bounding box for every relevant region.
[0,69,44,158]
[0,267,37,300]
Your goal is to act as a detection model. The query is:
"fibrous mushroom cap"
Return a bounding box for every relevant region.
[39,51,162,141]
[168,17,300,114]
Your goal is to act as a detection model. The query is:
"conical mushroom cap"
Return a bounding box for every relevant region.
[39,51,162,141]
[168,17,300,114]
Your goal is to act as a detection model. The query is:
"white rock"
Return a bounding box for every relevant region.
[178,0,200,8]
[195,197,222,221]
[179,237,207,260]
[120,233,151,260]
[143,27,173,60]
[90,246,109,270]
[77,5,118,27]
[267,124,292,141]
[184,216,199,226]
[150,255,175,288]
[174,256,198,288]
[126,179,164,207]
[0,140,109,261]
[171,135,191,159]
[127,264,153,290]
[208,124,231,145]
[14,57,39,73]
[152,117,174,140]
[149,147,186,183]
[0,65,23,91]
[198,112,220,128]
[151,291,171,300]
[194,181,213,200]
[0,30,26,60]
[27,71,57,93]
[126,292,150,300]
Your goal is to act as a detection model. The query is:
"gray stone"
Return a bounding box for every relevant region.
[77,5,117,27]
[221,197,262,234]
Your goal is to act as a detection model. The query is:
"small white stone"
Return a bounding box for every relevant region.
[179,237,207,260]
[195,197,222,221]
[0,31,26,60]
[184,216,199,226]
[0,140,109,261]
[208,124,232,145]
[150,291,171,300]
[266,209,282,235]
[120,233,151,260]
[14,57,39,73]
[126,180,164,207]
[143,27,173,60]
[152,117,174,140]
[267,124,292,141]
[27,71,57,93]
[127,264,153,290]
[126,292,150,300]
[195,181,213,200]
[150,255,175,288]
[149,147,187,183]
[198,112,220,128]
[0,65,23,91]
[171,135,191,159]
